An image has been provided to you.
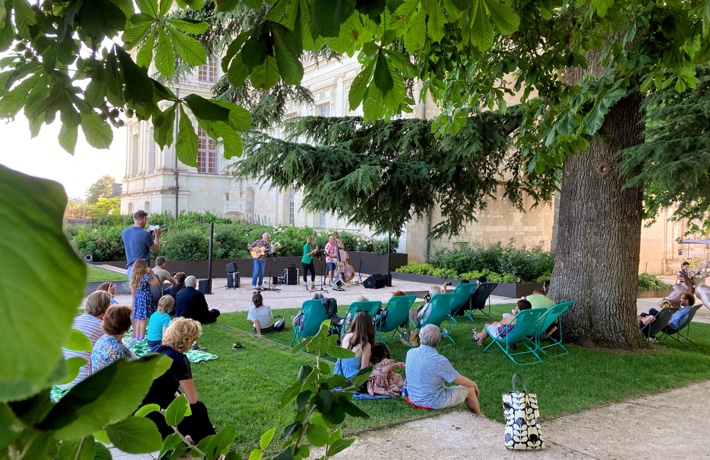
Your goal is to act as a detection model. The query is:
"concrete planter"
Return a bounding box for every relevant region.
[96,252,409,282]
[391,273,543,298]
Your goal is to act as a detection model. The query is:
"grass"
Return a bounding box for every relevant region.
[86,264,126,282]
[192,302,710,457]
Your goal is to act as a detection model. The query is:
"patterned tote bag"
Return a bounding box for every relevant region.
[502,373,544,450]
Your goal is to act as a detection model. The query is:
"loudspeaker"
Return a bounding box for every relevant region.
[227,272,240,289]
[226,262,238,273]
[198,279,212,294]
[363,274,385,289]
[284,268,299,285]
[331,277,345,290]
[384,274,392,287]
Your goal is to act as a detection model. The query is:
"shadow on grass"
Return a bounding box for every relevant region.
[195,303,710,456]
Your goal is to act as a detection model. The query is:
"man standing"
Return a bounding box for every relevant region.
[324,235,344,284]
[151,256,177,305]
[405,324,482,414]
[248,233,272,289]
[174,276,220,324]
[122,210,160,279]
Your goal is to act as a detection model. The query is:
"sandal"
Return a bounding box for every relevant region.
[471,327,479,343]
[232,342,244,349]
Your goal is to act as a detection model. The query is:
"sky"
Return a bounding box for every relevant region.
[0,116,126,199]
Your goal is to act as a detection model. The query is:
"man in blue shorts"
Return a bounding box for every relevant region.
[405,324,482,414]
[122,210,161,279]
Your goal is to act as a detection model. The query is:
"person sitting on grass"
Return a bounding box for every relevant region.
[169,272,187,300]
[472,298,533,346]
[61,291,111,388]
[147,295,174,350]
[367,342,405,397]
[405,286,441,347]
[248,291,283,336]
[95,282,119,305]
[142,318,217,444]
[405,324,482,414]
[335,311,374,381]
[91,305,136,374]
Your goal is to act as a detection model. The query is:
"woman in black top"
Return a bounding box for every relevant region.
[168,272,187,301]
[142,317,216,443]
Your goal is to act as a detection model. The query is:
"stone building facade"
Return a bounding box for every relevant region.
[121,56,694,275]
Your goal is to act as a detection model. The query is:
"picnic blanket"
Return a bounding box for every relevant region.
[352,393,399,401]
[50,341,217,402]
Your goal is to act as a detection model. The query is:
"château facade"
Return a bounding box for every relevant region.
[121,56,692,275]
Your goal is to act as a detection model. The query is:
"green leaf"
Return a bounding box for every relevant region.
[159,0,171,16]
[326,438,355,457]
[175,106,198,167]
[134,403,161,417]
[272,23,304,85]
[57,436,96,460]
[211,100,252,131]
[39,355,171,439]
[279,380,302,409]
[183,94,230,122]
[13,0,37,39]
[0,168,84,401]
[66,328,92,352]
[249,449,264,460]
[426,1,445,42]
[403,7,426,54]
[158,433,187,459]
[58,123,78,155]
[259,427,276,450]
[165,18,209,34]
[0,403,21,450]
[349,63,373,110]
[155,28,175,77]
[122,22,152,50]
[241,38,267,68]
[166,26,206,66]
[204,120,243,158]
[484,0,520,35]
[203,425,236,459]
[105,416,162,454]
[470,0,494,51]
[305,424,328,447]
[93,442,112,460]
[373,51,393,93]
[136,0,158,18]
[251,55,280,90]
[227,53,250,88]
[80,112,113,149]
[153,104,176,148]
[165,394,190,427]
[591,0,614,17]
[312,0,356,36]
[57,357,85,385]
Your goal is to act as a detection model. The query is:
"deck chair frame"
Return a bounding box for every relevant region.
[531,301,574,356]
[415,293,459,345]
[446,283,478,327]
[374,295,416,344]
[641,307,678,344]
[291,299,330,346]
[657,305,702,348]
[464,282,499,321]
[483,307,546,365]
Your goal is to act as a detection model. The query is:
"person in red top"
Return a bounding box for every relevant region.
[324,234,344,284]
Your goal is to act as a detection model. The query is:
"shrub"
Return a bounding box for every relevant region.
[638,273,672,292]
[160,227,210,262]
[72,226,125,261]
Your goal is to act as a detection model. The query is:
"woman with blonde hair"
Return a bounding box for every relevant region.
[61,291,112,388]
[301,235,319,290]
[142,318,217,443]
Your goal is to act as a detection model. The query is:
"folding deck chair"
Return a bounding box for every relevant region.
[374,295,416,344]
[656,305,703,348]
[340,300,382,336]
[483,307,546,364]
[415,293,459,345]
[447,283,477,324]
[641,307,678,343]
[531,301,574,356]
[464,282,499,321]
[291,299,330,346]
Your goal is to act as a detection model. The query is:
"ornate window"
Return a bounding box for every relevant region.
[198,57,218,82]
[197,127,218,174]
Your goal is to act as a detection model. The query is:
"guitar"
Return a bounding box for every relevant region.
[250,243,282,259]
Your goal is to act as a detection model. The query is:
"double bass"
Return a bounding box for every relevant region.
[333,231,355,282]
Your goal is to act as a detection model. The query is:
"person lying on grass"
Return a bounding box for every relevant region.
[472,298,532,346]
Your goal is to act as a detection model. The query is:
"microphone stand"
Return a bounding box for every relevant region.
[315,254,329,292]
[263,252,280,292]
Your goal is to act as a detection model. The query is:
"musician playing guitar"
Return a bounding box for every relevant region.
[248,233,273,289]
[324,234,344,284]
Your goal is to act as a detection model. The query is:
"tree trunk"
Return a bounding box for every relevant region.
[549,93,647,349]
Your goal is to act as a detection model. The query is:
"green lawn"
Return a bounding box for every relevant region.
[86,264,126,282]
[193,303,710,457]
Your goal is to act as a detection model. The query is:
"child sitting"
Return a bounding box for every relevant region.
[367,343,405,397]
[472,298,532,346]
[147,295,174,350]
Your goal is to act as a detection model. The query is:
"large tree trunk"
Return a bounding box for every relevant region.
[549,93,647,349]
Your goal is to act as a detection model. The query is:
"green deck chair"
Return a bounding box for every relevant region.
[447,283,477,326]
[291,299,329,346]
[464,282,499,321]
[483,307,546,364]
[374,295,416,344]
[416,293,459,345]
[531,301,574,356]
[340,300,382,336]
